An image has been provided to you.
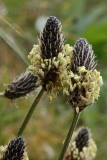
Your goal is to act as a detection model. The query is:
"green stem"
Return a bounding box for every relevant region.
[58,110,81,160]
[17,87,45,136]
[0,92,5,98]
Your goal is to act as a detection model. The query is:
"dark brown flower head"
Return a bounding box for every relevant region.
[38,16,64,92]
[67,38,103,112]
[64,127,97,160]
[4,70,38,100]
[2,137,27,160]
[39,16,64,59]
[28,16,71,101]
[68,67,103,112]
[75,127,90,152]
[71,38,96,74]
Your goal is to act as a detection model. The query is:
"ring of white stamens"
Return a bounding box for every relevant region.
[28,44,74,101]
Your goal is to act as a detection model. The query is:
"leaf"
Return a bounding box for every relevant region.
[76,5,106,33]
[0,27,29,65]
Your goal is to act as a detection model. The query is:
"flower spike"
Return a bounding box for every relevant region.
[39,16,64,59]
[67,38,103,111]
[4,70,38,100]
[64,127,97,160]
[28,16,73,101]
[0,137,29,160]
[71,38,96,73]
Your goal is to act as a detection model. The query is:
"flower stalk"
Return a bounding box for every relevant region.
[17,87,45,136]
[58,109,81,160]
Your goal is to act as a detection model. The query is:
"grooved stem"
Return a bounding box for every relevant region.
[17,87,45,136]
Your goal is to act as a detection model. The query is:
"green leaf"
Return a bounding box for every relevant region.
[0,27,29,65]
[77,5,106,33]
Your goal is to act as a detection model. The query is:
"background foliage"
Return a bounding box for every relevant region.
[0,0,107,159]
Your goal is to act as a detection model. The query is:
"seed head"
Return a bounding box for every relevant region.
[71,38,96,73]
[28,16,73,101]
[39,16,64,59]
[64,127,97,160]
[67,38,103,112]
[75,127,90,151]
[39,16,64,91]
[4,70,38,100]
[1,137,29,160]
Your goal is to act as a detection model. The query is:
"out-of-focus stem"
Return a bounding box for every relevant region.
[58,110,81,160]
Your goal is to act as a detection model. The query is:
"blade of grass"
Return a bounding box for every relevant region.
[0,27,29,65]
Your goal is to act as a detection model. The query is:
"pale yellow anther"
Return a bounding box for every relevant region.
[70,85,73,91]
[80,151,85,159]
[73,148,79,158]
[44,59,48,62]
[69,71,74,78]
[52,57,56,61]
[41,63,45,68]
[23,151,29,160]
[63,89,69,96]
[73,83,77,89]
[63,44,73,56]
[71,141,76,150]
[53,61,59,68]
[60,58,66,65]
[36,80,42,86]
[59,73,65,80]
[34,54,41,60]
[44,61,48,66]
[39,69,44,77]
[28,55,30,60]
[78,66,86,73]
[28,65,36,72]
[48,65,52,71]
[74,75,80,82]
[0,145,7,159]
[83,147,87,153]
[76,107,79,113]
[65,56,71,63]
[82,82,87,87]
[33,44,40,50]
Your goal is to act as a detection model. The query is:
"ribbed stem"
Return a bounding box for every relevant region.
[0,92,5,98]
[17,87,45,136]
[58,110,81,160]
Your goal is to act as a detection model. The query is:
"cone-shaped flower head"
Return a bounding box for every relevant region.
[0,137,29,160]
[28,16,73,101]
[64,127,97,160]
[4,70,38,100]
[39,16,64,59]
[71,38,96,73]
[67,38,103,112]
[39,16,64,90]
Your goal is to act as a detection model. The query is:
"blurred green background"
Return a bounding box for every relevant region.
[0,0,107,159]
